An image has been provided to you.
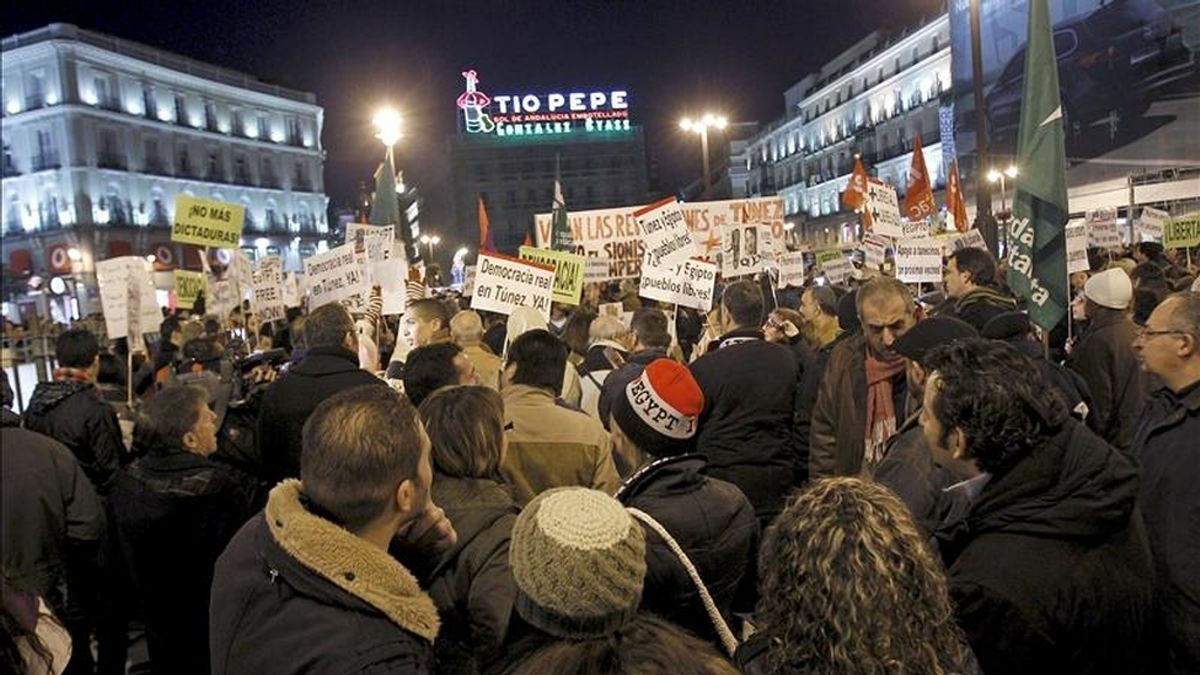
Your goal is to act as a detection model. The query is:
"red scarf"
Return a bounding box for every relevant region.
[53,367,93,383]
[864,349,905,468]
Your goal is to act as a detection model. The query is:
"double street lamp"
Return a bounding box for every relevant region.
[419,234,441,260]
[680,113,728,197]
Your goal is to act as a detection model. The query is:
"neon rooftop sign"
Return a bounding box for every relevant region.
[457,69,632,137]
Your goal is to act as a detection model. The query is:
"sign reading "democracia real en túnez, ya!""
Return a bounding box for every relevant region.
[471,253,555,321]
[303,244,369,310]
[171,195,246,248]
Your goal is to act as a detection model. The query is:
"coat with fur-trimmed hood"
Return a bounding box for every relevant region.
[209,480,440,675]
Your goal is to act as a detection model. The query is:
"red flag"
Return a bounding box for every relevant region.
[522,231,533,247]
[903,135,937,221]
[841,157,869,210]
[946,159,970,233]
[478,196,496,253]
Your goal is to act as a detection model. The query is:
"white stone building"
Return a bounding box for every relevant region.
[730,13,952,247]
[1,22,328,314]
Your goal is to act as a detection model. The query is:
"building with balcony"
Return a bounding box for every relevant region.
[729,12,952,248]
[1,22,329,320]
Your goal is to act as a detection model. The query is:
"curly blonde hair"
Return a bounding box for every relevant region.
[756,478,972,675]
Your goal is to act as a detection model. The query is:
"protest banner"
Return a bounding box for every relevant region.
[947,228,987,253]
[1137,207,1168,242]
[471,253,555,320]
[303,244,369,310]
[171,195,245,248]
[639,258,718,312]
[720,223,774,277]
[371,259,409,315]
[1163,212,1200,250]
[1085,208,1121,249]
[281,272,302,308]
[865,180,903,238]
[895,238,944,283]
[634,196,695,271]
[776,251,807,289]
[534,196,784,280]
[1065,221,1090,274]
[96,257,162,339]
[861,234,891,270]
[346,223,395,262]
[173,270,206,310]
[518,245,586,305]
[816,249,852,285]
[599,302,624,318]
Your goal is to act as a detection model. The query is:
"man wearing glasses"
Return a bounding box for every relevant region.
[1131,291,1200,675]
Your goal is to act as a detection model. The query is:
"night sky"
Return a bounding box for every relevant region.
[5,0,943,242]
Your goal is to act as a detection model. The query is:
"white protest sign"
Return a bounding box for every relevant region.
[470,253,555,320]
[346,223,395,262]
[947,228,988,253]
[583,257,612,283]
[635,196,696,271]
[1085,208,1121,249]
[1138,207,1168,241]
[815,249,852,285]
[866,180,903,238]
[720,223,774,277]
[303,244,369,309]
[209,279,236,317]
[640,258,718,312]
[776,251,807,289]
[463,266,476,297]
[901,219,931,240]
[251,258,286,323]
[281,272,301,308]
[371,259,409,315]
[534,196,785,279]
[599,302,624,318]
[1065,220,1090,274]
[95,257,162,340]
[861,234,891,270]
[895,238,944,283]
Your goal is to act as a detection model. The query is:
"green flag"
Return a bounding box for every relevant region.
[1006,0,1069,331]
[369,147,399,227]
[550,155,573,251]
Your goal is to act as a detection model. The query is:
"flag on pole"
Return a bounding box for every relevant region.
[550,155,574,251]
[478,196,495,253]
[523,231,533,248]
[946,159,970,233]
[1006,0,1069,332]
[369,148,399,227]
[903,135,937,221]
[841,157,869,210]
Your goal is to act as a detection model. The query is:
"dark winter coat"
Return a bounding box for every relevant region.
[938,419,1153,675]
[24,378,126,495]
[1131,379,1200,675]
[941,286,1018,333]
[426,475,518,674]
[1068,309,1147,451]
[615,454,759,646]
[210,480,439,675]
[809,333,908,479]
[256,346,387,485]
[1,414,103,596]
[109,446,257,675]
[689,328,798,524]
[793,337,836,485]
[872,412,972,538]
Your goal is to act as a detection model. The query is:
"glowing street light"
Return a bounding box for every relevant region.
[372,107,403,148]
[988,164,1019,254]
[419,234,441,260]
[679,112,728,197]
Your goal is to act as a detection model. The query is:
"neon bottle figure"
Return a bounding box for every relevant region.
[457,70,494,134]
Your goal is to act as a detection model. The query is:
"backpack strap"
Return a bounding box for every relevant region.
[625,507,739,657]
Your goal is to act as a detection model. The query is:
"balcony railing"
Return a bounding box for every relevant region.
[97,152,127,170]
[143,158,169,176]
[31,152,61,171]
[24,94,45,110]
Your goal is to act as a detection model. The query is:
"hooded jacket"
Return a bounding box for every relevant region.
[256,346,387,485]
[1131,380,1200,675]
[23,378,125,495]
[615,454,758,647]
[210,481,439,675]
[939,419,1153,675]
[689,327,798,524]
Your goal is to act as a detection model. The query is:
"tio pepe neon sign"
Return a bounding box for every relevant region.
[457,69,632,138]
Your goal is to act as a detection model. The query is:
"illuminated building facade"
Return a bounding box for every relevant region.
[448,70,650,252]
[729,13,952,247]
[1,23,328,320]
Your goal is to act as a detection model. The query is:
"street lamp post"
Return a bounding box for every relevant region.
[680,113,727,197]
[988,164,1019,254]
[419,234,441,261]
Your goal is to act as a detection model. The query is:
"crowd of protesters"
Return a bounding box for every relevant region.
[2,238,1198,675]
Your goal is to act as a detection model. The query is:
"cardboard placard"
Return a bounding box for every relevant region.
[1163,212,1200,250]
[96,257,162,339]
[866,180,902,238]
[281,272,302,309]
[639,258,718,312]
[171,195,245,248]
[861,234,891,270]
[173,270,206,310]
[947,228,988,253]
[776,251,807,289]
[303,244,369,310]
[816,249,852,285]
[518,246,586,306]
[463,266,476,297]
[346,223,395,263]
[1137,207,1168,241]
[720,223,774,277]
[1085,208,1121,249]
[1065,221,1090,274]
[470,253,555,320]
[370,259,409,315]
[634,196,696,271]
[895,238,944,283]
